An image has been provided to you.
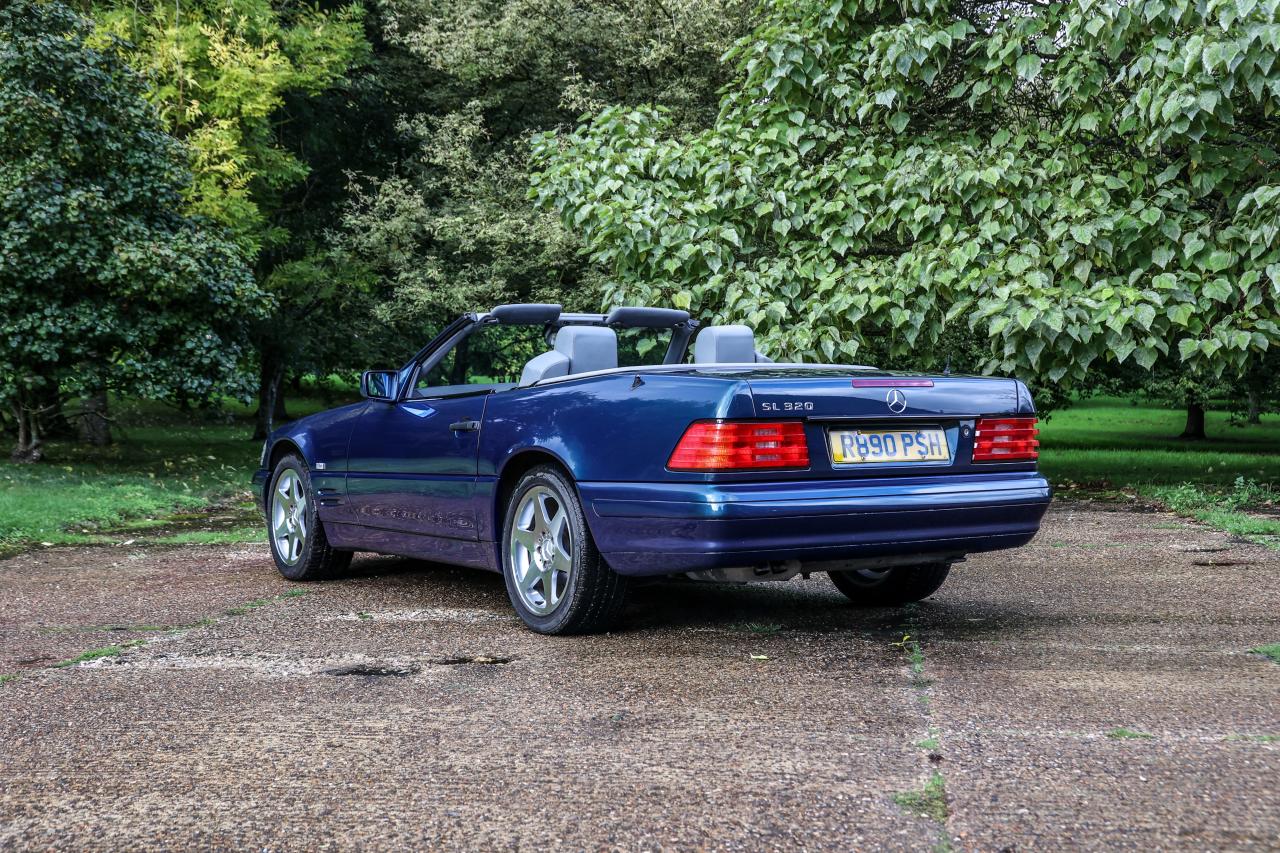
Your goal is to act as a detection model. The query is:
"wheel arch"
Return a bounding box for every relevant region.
[267,438,306,471]
[493,447,578,545]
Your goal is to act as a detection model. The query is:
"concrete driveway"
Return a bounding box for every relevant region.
[1,505,1277,850]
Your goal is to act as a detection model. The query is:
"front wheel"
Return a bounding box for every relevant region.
[828,562,952,606]
[266,454,352,581]
[501,465,628,634]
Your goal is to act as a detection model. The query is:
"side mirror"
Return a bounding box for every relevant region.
[361,370,397,401]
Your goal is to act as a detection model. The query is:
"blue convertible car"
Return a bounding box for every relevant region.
[253,304,1050,633]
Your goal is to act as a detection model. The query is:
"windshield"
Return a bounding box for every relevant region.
[410,319,680,398]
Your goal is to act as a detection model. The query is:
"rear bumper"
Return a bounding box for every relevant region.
[579,473,1052,577]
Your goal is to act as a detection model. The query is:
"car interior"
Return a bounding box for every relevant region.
[410,307,777,399]
[518,324,775,387]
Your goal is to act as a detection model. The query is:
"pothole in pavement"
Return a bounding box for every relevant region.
[320,656,511,677]
[113,652,514,677]
[321,656,512,676]
[430,655,512,666]
[323,664,420,678]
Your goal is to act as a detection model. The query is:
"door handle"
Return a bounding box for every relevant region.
[449,419,480,432]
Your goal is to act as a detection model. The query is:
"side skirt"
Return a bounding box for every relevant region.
[323,521,500,572]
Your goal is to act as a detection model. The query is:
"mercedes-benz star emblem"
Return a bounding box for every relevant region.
[886,388,908,414]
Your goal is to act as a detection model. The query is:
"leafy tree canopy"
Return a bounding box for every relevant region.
[336,0,753,326]
[531,0,1280,393]
[91,0,373,437]
[92,0,369,254]
[0,0,269,460]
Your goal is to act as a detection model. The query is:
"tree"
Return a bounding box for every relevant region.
[0,0,268,462]
[531,0,1280,430]
[91,0,370,438]
[1238,351,1279,425]
[335,0,755,330]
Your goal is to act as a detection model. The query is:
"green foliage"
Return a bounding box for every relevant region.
[1252,644,1280,664]
[56,640,144,667]
[337,0,753,325]
[0,394,343,552]
[92,0,370,254]
[91,0,378,437]
[1152,477,1278,514]
[1038,397,1280,488]
[0,1,269,457]
[1145,478,1280,548]
[1105,727,1155,740]
[0,426,248,550]
[532,0,1280,391]
[892,771,949,823]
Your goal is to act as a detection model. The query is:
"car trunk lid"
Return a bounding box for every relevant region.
[739,369,1020,419]
[725,368,1030,480]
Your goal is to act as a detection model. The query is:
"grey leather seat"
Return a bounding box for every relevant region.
[519,326,619,386]
[695,325,764,364]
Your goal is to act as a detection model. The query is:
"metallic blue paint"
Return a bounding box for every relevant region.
[345,395,489,540]
[577,472,1049,575]
[252,324,1051,581]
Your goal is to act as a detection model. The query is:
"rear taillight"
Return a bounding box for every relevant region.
[668,421,809,471]
[972,417,1039,462]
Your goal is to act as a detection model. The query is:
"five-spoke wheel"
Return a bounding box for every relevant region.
[509,485,573,615]
[501,465,629,634]
[265,454,351,581]
[271,467,309,566]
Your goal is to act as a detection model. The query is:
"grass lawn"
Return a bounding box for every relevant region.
[1039,397,1279,549]
[0,394,351,555]
[0,392,1275,556]
[1038,397,1280,489]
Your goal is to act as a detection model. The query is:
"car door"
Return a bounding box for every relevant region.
[345,391,489,541]
[344,318,547,542]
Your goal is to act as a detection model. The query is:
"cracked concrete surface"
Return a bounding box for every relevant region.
[0,504,1277,850]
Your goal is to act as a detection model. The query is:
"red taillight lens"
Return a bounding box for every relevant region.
[972,417,1039,462]
[668,421,810,471]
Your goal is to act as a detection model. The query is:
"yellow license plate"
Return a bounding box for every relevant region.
[829,428,949,464]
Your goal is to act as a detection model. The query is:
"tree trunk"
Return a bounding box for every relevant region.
[77,387,111,446]
[253,352,287,441]
[37,387,74,439]
[1247,388,1261,424]
[273,378,289,421]
[1180,402,1207,440]
[9,401,43,463]
[449,335,470,385]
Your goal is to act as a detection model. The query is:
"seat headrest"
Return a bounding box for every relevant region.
[554,326,618,374]
[695,325,756,364]
[519,350,570,386]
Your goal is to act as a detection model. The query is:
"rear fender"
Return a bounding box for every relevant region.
[478,373,754,482]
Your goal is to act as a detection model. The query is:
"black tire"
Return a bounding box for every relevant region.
[266,454,352,581]
[828,562,952,606]
[501,464,628,635]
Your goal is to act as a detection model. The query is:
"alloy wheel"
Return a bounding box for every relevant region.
[509,485,573,615]
[272,468,308,565]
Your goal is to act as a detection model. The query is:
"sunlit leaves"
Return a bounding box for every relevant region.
[533,0,1280,387]
[92,0,368,256]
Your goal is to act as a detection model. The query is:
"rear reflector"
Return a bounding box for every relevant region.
[972,417,1039,462]
[851,378,935,388]
[668,421,809,471]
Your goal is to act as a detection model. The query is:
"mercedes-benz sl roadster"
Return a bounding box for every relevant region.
[253,304,1051,634]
